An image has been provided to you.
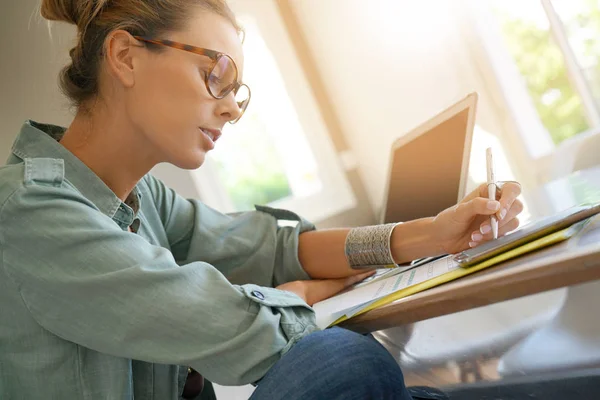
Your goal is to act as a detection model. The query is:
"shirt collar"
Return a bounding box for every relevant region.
[11,120,142,221]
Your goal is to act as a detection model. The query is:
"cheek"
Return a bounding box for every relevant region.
[129,60,212,135]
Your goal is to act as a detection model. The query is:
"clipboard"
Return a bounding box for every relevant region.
[454,202,600,267]
[327,218,592,328]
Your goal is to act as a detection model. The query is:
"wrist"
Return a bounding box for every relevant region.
[344,223,398,269]
[276,281,307,303]
[390,217,443,263]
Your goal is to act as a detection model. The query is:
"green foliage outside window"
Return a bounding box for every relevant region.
[492,0,600,144]
[213,113,292,211]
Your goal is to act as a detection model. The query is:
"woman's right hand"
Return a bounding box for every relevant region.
[276,270,375,306]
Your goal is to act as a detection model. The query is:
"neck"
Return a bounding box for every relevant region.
[59,105,158,201]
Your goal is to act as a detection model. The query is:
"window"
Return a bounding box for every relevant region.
[202,22,321,212]
[468,126,533,224]
[191,0,355,222]
[471,0,600,159]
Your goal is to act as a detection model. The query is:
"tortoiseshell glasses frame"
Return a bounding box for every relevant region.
[133,36,251,124]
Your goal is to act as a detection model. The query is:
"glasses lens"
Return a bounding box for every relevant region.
[208,55,237,98]
[231,84,250,124]
[235,84,250,111]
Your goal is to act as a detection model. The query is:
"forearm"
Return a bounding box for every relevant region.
[297,217,441,279]
[390,217,444,263]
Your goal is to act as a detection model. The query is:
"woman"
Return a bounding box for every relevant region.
[0,0,523,399]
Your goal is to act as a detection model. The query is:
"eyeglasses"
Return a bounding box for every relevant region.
[133,36,251,124]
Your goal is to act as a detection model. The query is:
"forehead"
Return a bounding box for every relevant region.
[170,8,244,70]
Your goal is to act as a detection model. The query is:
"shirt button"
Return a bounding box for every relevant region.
[251,290,265,300]
[130,218,141,233]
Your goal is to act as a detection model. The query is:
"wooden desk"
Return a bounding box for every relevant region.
[340,167,600,334]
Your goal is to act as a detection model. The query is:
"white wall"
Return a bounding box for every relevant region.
[0,1,209,201]
[287,0,525,214]
[0,0,527,219]
[0,1,75,158]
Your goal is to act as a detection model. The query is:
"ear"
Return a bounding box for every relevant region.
[104,30,138,88]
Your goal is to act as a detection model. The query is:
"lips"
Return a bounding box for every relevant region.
[199,127,222,143]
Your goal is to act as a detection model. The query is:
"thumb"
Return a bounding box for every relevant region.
[454,197,500,222]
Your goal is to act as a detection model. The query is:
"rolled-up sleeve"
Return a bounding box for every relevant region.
[143,174,316,287]
[0,182,319,386]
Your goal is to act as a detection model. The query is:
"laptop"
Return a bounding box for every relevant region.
[354,93,479,287]
[380,92,478,224]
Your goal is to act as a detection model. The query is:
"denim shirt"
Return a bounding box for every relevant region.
[0,121,319,399]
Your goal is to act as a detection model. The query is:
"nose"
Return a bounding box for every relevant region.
[215,91,242,123]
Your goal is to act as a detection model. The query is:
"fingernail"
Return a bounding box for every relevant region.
[487,200,500,211]
[469,241,478,248]
[472,232,483,241]
[499,209,507,220]
[481,224,491,234]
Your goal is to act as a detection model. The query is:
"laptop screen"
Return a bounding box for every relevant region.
[382,100,474,224]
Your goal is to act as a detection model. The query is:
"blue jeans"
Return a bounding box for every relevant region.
[250,327,448,400]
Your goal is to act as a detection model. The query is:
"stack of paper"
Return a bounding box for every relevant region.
[313,256,460,329]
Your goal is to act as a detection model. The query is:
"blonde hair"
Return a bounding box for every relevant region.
[40,0,242,108]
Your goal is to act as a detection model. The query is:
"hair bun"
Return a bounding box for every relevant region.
[40,0,106,29]
[40,0,82,26]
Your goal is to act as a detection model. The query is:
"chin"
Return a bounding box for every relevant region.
[171,151,207,170]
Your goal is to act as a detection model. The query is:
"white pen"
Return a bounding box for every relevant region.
[486,147,498,240]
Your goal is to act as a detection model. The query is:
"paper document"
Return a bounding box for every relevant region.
[313,218,592,330]
[351,254,448,289]
[351,265,410,289]
[313,256,460,329]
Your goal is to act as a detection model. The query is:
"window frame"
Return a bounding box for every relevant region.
[540,0,600,127]
[190,0,357,222]
[467,0,600,184]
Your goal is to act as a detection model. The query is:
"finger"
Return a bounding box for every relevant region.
[461,182,489,203]
[475,181,522,199]
[479,199,524,233]
[458,182,488,203]
[499,199,524,228]
[498,217,520,237]
[477,182,491,199]
[496,182,522,221]
[475,182,503,200]
[497,180,522,195]
[454,197,501,223]
[471,217,520,243]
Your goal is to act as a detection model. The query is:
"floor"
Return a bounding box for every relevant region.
[402,358,501,387]
[212,358,502,399]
